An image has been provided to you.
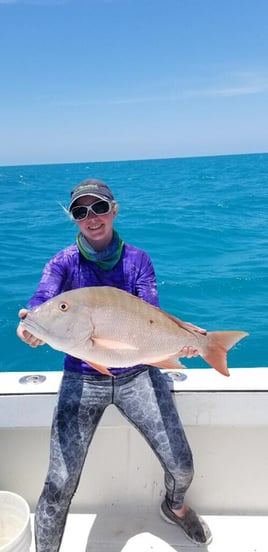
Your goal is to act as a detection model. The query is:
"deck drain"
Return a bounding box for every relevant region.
[166,371,187,382]
[19,374,47,385]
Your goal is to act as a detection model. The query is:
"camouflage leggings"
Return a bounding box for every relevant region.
[35,367,194,552]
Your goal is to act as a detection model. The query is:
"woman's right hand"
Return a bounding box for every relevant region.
[16,309,44,348]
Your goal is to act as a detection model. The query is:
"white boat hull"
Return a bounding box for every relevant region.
[1,367,268,551]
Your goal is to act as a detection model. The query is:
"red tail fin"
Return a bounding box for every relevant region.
[201,330,248,377]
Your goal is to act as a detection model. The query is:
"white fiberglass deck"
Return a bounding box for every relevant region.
[1,367,268,552]
[29,512,268,552]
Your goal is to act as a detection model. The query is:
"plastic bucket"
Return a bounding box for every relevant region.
[0,491,32,552]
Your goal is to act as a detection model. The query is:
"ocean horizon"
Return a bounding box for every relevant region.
[1,151,267,372]
[2,149,267,169]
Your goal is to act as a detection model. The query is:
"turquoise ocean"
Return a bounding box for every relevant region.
[1,152,267,372]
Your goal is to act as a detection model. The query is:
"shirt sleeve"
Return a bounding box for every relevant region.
[134,251,160,307]
[26,250,70,309]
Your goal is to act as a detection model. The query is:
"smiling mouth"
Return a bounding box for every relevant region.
[88,224,103,231]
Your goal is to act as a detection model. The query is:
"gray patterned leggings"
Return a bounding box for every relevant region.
[35,367,194,552]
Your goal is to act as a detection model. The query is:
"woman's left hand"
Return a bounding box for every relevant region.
[178,321,207,358]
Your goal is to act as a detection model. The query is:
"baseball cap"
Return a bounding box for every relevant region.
[68,178,114,211]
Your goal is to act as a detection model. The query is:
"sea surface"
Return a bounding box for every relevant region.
[1,153,267,372]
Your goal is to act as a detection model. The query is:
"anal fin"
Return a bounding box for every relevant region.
[152,357,186,370]
[84,360,113,377]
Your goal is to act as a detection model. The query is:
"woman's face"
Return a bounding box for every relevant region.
[72,195,117,251]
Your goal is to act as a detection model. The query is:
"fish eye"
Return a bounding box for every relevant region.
[59,302,69,312]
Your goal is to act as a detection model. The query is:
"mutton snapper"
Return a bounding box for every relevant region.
[20,286,248,377]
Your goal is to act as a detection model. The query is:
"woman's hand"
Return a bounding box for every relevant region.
[178,321,207,358]
[16,309,44,348]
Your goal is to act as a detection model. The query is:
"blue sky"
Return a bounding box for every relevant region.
[0,0,267,166]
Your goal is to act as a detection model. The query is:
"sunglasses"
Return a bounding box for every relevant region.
[70,199,113,221]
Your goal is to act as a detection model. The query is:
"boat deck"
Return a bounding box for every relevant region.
[29,511,267,552]
[2,369,267,552]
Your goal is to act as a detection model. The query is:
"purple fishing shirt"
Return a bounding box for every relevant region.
[27,242,159,375]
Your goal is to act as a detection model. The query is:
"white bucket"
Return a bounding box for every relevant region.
[0,492,32,552]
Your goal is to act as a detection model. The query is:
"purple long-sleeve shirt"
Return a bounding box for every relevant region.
[27,242,159,374]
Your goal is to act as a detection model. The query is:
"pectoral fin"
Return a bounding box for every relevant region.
[92,337,138,350]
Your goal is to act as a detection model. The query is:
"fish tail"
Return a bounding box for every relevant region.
[201,330,248,377]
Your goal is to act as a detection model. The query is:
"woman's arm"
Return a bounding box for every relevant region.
[17,249,70,346]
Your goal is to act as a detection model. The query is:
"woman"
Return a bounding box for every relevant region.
[17,178,212,550]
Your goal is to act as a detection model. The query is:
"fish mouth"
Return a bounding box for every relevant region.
[21,317,47,338]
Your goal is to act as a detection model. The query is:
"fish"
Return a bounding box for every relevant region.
[20,286,248,377]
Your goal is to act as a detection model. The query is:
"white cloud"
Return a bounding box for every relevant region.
[190,70,268,98]
[184,84,268,99]
[53,78,268,108]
